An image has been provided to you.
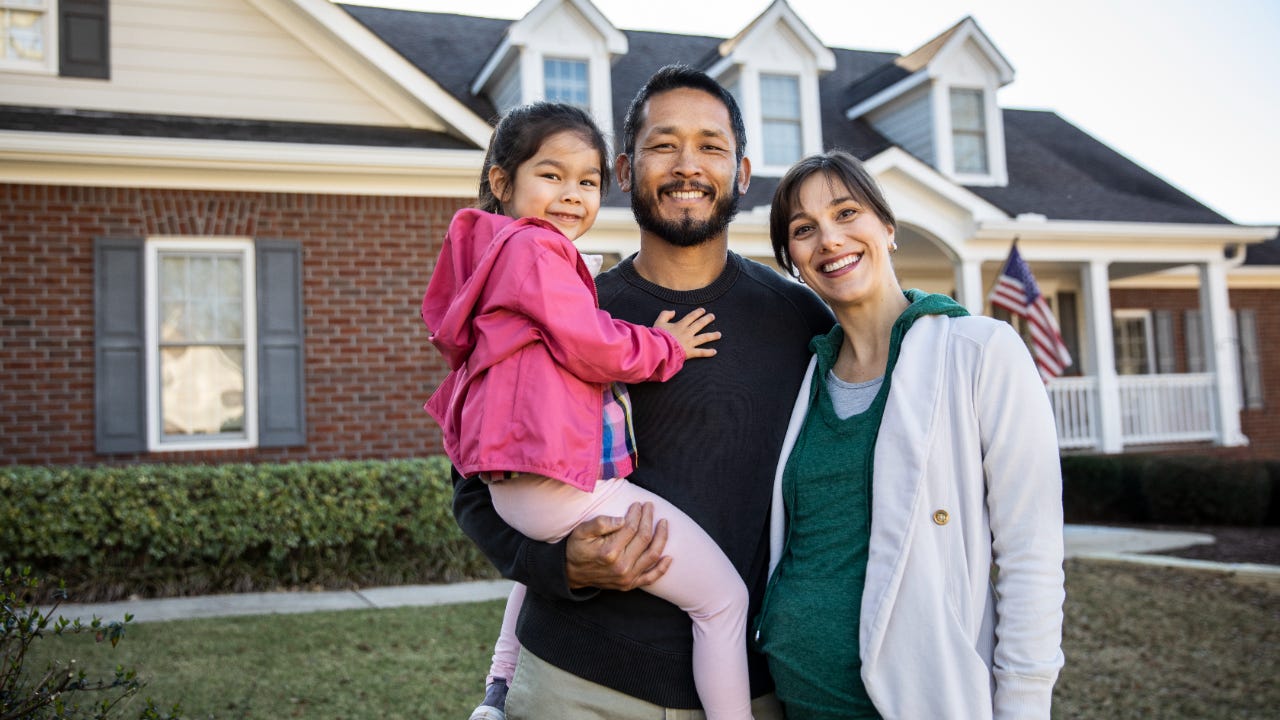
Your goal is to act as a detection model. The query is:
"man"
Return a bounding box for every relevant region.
[453,65,833,719]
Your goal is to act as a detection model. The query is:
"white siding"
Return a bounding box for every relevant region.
[491,61,522,116]
[868,84,934,165]
[1,0,404,126]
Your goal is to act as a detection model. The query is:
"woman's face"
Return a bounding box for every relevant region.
[785,172,897,311]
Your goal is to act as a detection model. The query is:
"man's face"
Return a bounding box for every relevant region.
[619,87,751,247]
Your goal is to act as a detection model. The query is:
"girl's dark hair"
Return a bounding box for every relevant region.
[769,150,897,276]
[477,102,610,215]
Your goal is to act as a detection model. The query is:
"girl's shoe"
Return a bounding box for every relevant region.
[467,678,508,720]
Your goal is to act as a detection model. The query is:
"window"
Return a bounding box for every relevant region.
[950,88,988,174]
[544,57,588,109]
[760,74,802,166]
[94,237,305,454]
[1112,310,1153,375]
[1,0,52,71]
[1236,309,1263,410]
[1184,310,1205,372]
[148,239,256,450]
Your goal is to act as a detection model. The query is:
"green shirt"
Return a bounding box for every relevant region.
[755,290,968,719]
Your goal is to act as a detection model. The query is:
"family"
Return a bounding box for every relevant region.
[423,64,1066,720]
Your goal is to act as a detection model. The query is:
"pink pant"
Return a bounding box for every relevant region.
[487,474,753,720]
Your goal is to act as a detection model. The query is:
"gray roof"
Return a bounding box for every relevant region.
[9,3,1240,233]
[1244,229,1280,266]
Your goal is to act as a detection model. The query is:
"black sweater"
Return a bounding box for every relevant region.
[452,252,833,708]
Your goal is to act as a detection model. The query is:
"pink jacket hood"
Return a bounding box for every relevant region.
[421,208,686,491]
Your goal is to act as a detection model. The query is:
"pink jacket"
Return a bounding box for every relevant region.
[422,209,686,492]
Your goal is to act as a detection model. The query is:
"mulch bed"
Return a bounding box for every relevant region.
[1121,524,1280,565]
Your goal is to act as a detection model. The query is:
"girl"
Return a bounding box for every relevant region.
[423,102,754,720]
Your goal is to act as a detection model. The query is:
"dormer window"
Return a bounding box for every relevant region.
[544,57,589,109]
[950,88,988,174]
[761,74,802,166]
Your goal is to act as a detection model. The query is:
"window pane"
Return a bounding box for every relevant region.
[160,346,245,437]
[950,89,985,131]
[3,9,45,61]
[156,248,248,440]
[760,74,800,120]
[953,133,988,174]
[1238,309,1263,409]
[544,58,588,109]
[763,120,802,166]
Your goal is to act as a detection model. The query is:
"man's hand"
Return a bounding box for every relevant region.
[565,502,671,591]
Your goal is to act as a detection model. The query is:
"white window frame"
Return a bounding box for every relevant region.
[1235,309,1263,410]
[1112,309,1154,376]
[0,0,58,74]
[760,73,802,167]
[949,87,989,175]
[144,237,258,452]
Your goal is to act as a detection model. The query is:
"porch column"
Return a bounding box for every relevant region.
[1198,261,1247,446]
[955,257,985,314]
[1082,260,1122,453]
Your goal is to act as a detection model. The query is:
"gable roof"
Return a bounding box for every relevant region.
[1244,229,1280,266]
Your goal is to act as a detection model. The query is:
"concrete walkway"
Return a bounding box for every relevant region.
[47,525,1278,625]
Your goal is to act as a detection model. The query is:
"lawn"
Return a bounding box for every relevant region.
[20,559,1280,719]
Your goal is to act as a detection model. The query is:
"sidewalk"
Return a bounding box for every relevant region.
[47,525,1278,625]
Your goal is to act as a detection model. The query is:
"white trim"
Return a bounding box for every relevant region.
[252,0,493,147]
[145,237,258,453]
[0,130,484,196]
[711,0,835,76]
[976,219,1278,243]
[863,146,1009,221]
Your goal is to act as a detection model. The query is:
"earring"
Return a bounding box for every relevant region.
[889,241,899,254]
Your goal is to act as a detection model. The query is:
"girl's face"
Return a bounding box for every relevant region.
[490,130,603,241]
[785,172,898,311]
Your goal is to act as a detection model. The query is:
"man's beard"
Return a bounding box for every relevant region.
[631,177,741,248]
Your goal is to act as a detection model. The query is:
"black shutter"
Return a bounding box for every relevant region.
[60,0,110,79]
[94,237,146,453]
[256,240,307,447]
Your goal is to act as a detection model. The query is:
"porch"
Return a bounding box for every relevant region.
[1048,373,1220,451]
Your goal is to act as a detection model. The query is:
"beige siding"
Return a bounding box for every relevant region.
[1,0,405,126]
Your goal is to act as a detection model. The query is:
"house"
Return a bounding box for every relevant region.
[1,0,1275,466]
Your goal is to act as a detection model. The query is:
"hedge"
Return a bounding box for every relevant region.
[0,458,495,602]
[1062,453,1277,526]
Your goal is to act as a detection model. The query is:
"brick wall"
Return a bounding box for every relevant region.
[1111,287,1280,458]
[1,183,464,465]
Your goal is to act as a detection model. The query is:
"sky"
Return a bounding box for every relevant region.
[340,0,1279,226]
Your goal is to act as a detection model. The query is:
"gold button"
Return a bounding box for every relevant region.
[933,509,950,525]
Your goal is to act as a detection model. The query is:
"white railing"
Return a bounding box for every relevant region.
[1117,373,1218,445]
[1046,373,1219,450]
[1046,376,1099,450]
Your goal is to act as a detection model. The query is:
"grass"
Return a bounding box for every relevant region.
[20,560,1280,719]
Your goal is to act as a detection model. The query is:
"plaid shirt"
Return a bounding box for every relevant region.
[599,382,639,480]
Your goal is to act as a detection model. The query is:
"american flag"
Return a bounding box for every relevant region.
[988,243,1073,382]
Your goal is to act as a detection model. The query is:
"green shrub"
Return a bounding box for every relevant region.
[1139,456,1271,526]
[0,459,494,602]
[1266,461,1280,526]
[0,567,182,719]
[1061,454,1149,523]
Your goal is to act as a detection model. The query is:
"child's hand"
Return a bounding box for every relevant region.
[653,308,720,359]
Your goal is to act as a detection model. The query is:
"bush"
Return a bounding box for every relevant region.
[1266,461,1280,526]
[1061,454,1148,523]
[0,459,494,602]
[0,567,182,719]
[1139,456,1271,526]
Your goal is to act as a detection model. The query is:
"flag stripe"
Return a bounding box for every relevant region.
[986,244,1073,384]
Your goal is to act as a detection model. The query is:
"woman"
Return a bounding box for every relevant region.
[753,150,1065,719]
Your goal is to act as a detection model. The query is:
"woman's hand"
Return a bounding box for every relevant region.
[654,308,721,359]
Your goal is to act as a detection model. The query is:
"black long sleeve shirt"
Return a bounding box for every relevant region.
[452,252,833,708]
